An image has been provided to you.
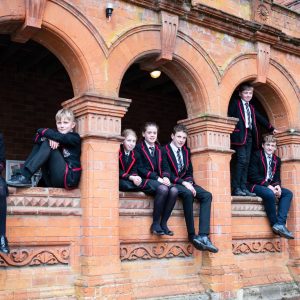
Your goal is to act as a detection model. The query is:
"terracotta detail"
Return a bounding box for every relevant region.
[232,196,266,217]
[12,0,47,43]
[232,239,281,255]
[120,241,193,261]
[156,11,179,62]
[180,115,237,153]
[276,132,300,161]
[0,245,70,267]
[254,42,271,83]
[62,93,131,138]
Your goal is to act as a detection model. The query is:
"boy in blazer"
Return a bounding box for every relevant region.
[163,124,218,253]
[8,109,81,189]
[0,133,9,253]
[229,83,277,196]
[248,135,293,239]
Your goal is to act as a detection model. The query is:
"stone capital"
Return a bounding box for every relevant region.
[62,93,131,139]
[179,115,237,154]
[276,131,300,162]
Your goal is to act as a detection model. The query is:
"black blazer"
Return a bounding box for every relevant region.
[135,141,170,180]
[228,99,274,149]
[119,145,140,180]
[35,128,82,189]
[163,143,194,185]
[248,150,281,191]
[0,133,5,174]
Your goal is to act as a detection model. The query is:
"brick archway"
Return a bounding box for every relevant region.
[221,54,300,131]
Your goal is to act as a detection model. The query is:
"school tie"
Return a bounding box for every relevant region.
[177,148,183,172]
[149,146,155,157]
[124,153,129,163]
[268,155,273,180]
[245,103,252,129]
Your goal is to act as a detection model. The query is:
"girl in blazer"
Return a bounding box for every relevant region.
[119,129,143,191]
[135,122,178,236]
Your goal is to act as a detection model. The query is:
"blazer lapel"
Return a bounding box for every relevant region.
[238,99,247,127]
[142,141,154,171]
[166,144,179,176]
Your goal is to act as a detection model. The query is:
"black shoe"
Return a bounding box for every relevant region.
[161,224,174,236]
[0,235,10,254]
[242,189,256,197]
[7,174,31,187]
[232,188,246,196]
[189,235,219,253]
[150,224,164,236]
[272,224,294,239]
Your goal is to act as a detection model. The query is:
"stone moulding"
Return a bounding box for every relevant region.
[120,240,193,261]
[232,238,281,255]
[0,244,70,267]
[232,195,266,217]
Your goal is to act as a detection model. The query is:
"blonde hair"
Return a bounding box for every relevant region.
[263,135,277,144]
[122,129,137,139]
[56,109,75,122]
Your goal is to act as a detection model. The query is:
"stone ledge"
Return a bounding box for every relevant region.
[232,195,266,217]
[7,187,82,216]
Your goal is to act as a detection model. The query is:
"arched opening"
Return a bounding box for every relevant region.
[0,34,73,162]
[119,62,187,144]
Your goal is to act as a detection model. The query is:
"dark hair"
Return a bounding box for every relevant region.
[172,124,188,135]
[142,122,159,133]
[238,82,254,93]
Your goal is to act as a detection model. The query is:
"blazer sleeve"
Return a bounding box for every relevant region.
[161,148,171,179]
[271,157,281,187]
[37,128,81,146]
[255,110,275,132]
[0,134,5,173]
[248,151,268,187]
[184,148,194,183]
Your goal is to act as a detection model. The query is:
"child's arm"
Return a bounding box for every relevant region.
[0,134,5,173]
[271,157,281,187]
[248,152,267,186]
[37,128,80,146]
[255,110,275,132]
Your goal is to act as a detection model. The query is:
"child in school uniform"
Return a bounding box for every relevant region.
[228,83,277,196]
[119,129,143,191]
[0,133,9,254]
[7,108,81,189]
[135,122,178,236]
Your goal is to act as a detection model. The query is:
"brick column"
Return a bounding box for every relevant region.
[181,115,243,296]
[62,93,133,298]
[276,131,300,280]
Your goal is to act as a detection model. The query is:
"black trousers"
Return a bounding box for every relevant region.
[175,184,212,236]
[23,141,66,188]
[119,179,141,192]
[0,176,7,236]
[231,132,253,190]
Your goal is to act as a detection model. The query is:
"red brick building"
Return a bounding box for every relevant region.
[0,0,299,298]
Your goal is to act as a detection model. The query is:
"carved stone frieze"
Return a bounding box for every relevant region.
[252,0,272,23]
[232,195,266,217]
[232,239,281,255]
[276,132,300,161]
[156,11,179,62]
[0,245,70,267]
[12,0,47,43]
[120,241,193,261]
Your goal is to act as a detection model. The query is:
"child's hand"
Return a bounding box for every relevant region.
[182,181,196,196]
[162,177,171,186]
[130,176,142,186]
[49,139,59,149]
[273,129,279,134]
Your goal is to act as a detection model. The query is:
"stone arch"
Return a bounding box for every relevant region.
[221,54,300,131]
[108,25,220,118]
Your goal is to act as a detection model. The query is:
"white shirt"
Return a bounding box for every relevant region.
[265,153,273,181]
[242,99,252,129]
[170,142,183,166]
[144,141,155,154]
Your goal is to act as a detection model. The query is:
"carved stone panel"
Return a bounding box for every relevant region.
[252,0,272,23]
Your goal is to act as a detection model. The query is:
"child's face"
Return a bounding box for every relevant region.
[171,131,187,149]
[56,117,75,134]
[142,125,158,145]
[239,88,254,102]
[262,142,277,155]
[123,134,137,152]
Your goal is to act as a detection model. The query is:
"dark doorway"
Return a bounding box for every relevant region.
[119,63,187,145]
[0,34,73,161]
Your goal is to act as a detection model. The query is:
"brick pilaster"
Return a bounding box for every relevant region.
[181,115,243,295]
[62,93,133,299]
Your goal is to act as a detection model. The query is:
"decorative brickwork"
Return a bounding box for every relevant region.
[120,241,193,261]
[0,245,70,267]
[232,239,281,255]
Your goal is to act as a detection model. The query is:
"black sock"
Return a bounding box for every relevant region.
[21,167,32,179]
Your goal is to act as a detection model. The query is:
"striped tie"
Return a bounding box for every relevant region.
[245,103,252,129]
[177,148,183,172]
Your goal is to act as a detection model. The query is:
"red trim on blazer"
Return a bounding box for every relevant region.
[41,128,48,136]
[231,100,248,146]
[141,142,162,177]
[119,149,136,178]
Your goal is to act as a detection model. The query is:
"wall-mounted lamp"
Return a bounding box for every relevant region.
[106,3,114,22]
[150,70,161,79]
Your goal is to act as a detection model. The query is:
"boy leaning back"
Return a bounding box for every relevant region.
[247,135,293,239]
[8,108,81,189]
[229,83,277,196]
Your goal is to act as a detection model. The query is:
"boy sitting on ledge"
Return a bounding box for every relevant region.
[7,108,81,189]
[247,135,294,239]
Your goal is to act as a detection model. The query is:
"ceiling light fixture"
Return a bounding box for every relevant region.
[150,70,161,79]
